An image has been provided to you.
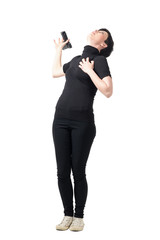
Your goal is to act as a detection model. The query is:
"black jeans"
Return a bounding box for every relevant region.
[52,117,96,218]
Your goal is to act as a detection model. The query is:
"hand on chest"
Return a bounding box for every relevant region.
[68,56,94,79]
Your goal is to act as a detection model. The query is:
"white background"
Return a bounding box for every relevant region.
[0,0,160,239]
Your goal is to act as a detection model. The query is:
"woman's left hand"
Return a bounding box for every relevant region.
[79,57,94,74]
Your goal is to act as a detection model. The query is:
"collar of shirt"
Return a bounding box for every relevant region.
[81,45,100,59]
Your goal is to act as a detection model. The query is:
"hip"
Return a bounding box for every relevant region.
[54,106,95,124]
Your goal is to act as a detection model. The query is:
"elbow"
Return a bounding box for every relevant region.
[52,73,58,78]
[106,93,112,98]
[105,93,112,98]
[105,89,113,98]
[52,70,58,78]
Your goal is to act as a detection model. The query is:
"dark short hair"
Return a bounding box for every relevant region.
[98,28,114,58]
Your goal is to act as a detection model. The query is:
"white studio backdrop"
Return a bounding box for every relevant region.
[0,0,160,239]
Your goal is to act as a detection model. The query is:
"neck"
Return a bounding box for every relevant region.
[81,45,100,58]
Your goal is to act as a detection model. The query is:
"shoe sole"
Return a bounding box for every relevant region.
[56,225,71,231]
[69,226,84,231]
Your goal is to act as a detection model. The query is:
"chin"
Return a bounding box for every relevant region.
[87,35,94,44]
[87,35,91,41]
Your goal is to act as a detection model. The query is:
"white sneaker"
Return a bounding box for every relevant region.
[69,217,85,231]
[56,216,73,231]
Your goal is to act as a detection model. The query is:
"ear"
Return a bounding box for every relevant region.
[100,43,108,49]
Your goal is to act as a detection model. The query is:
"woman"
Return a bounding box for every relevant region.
[52,28,114,231]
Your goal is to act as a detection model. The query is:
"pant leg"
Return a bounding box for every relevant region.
[70,120,96,218]
[52,118,73,217]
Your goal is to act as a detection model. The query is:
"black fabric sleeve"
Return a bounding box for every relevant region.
[63,61,71,73]
[94,56,112,79]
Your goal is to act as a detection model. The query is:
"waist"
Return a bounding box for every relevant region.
[54,106,95,123]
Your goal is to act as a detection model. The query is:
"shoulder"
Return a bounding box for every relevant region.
[93,55,111,77]
[94,55,109,68]
[94,55,108,63]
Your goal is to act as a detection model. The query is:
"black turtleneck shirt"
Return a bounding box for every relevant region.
[54,45,111,122]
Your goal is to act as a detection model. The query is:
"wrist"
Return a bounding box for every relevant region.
[87,68,94,76]
[55,47,63,53]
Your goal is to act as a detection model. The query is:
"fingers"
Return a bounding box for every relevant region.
[80,57,90,63]
[53,37,70,46]
[53,39,58,47]
[81,57,90,62]
[79,59,86,65]
[61,38,70,43]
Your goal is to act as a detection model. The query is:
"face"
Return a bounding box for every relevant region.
[87,29,109,49]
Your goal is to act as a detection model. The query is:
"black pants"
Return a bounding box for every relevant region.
[52,117,96,218]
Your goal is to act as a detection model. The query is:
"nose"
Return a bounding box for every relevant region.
[92,30,98,35]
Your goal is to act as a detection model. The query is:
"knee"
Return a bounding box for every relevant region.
[72,172,86,183]
[57,171,71,182]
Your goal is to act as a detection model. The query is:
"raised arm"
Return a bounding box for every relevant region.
[52,38,70,78]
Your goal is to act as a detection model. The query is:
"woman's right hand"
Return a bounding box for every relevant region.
[53,37,70,51]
